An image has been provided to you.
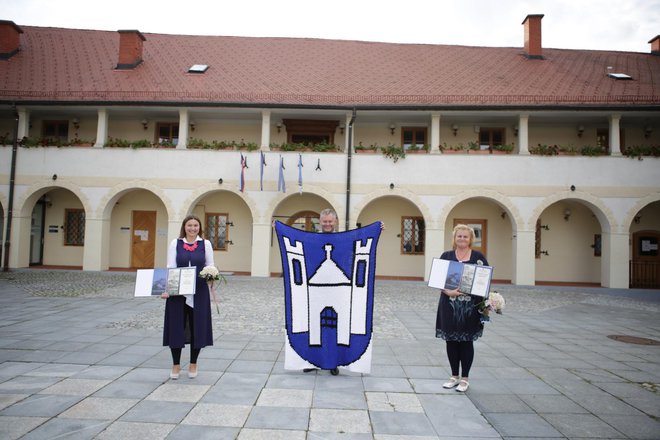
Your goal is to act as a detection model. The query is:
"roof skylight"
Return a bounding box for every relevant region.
[608,72,632,80]
[188,64,209,74]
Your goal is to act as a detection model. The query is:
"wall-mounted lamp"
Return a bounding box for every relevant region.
[52,174,58,180]
[500,211,507,219]
[276,122,282,133]
[227,221,234,227]
[570,185,576,191]
[563,208,571,221]
[72,117,80,130]
[513,125,519,137]
[141,119,148,130]
[339,123,346,135]
[451,124,459,136]
[577,125,585,137]
[389,123,396,135]
[540,250,549,256]
[541,224,550,230]
[227,240,234,245]
[634,215,641,224]
[217,178,223,184]
[389,183,395,190]
[644,125,652,139]
[189,120,196,131]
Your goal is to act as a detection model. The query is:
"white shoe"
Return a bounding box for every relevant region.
[442,377,460,389]
[456,380,469,392]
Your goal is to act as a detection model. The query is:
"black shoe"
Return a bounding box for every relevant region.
[330,368,339,376]
[303,368,316,373]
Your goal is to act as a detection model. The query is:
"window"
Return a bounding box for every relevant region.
[596,129,608,150]
[282,119,339,145]
[287,210,320,232]
[64,209,85,246]
[402,127,427,150]
[42,120,69,144]
[157,122,179,145]
[401,216,425,254]
[454,218,487,256]
[206,213,229,251]
[479,128,505,151]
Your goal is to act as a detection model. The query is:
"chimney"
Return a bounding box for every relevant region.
[116,29,146,69]
[649,35,660,56]
[522,14,544,59]
[0,20,23,60]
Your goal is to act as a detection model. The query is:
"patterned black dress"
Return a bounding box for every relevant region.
[435,249,489,342]
[163,239,213,349]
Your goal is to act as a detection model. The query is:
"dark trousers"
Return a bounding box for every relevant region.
[446,341,474,377]
[170,304,201,365]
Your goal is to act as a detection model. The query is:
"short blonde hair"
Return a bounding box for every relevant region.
[452,223,475,249]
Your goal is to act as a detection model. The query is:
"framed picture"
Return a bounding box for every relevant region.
[454,218,487,256]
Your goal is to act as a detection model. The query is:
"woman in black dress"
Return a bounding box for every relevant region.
[436,224,488,392]
[161,215,214,379]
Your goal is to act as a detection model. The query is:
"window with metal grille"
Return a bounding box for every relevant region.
[401,216,425,254]
[64,209,85,246]
[206,213,228,251]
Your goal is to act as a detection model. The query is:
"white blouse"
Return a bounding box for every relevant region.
[166,236,215,308]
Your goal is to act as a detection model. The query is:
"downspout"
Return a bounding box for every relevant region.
[345,108,356,231]
[3,105,19,272]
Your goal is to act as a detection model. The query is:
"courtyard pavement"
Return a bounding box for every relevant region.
[0,269,659,439]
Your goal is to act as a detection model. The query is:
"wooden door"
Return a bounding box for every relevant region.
[631,231,660,288]
[131,211,156,268]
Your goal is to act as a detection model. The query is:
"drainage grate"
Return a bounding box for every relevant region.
[607,335,660,346]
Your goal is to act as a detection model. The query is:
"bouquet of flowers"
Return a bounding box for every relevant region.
[199,266,227,314]
[476,291,505,323]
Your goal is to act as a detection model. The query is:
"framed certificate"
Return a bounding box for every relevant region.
[134,267,197,297]
[428,258,493,297]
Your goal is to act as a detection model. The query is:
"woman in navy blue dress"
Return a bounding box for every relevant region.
[435,224,488,392]
[161,215,214,379]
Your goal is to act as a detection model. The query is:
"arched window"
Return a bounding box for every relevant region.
[287,210,320,232]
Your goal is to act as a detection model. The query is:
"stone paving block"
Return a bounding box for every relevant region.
[1,394,82,417]
[314,374,364,391]
[146,383,210,402]
[93,380,161,399]
[362,377,413,393]
[485,413,562,437]
[401,365,447,379]
[518,394,589,414]
[366,392,423,413]
[0,394,27,411]
[542,413,625,438]
[309,408,370,434]
[373,435,440,440]
[569,392,646,415]
[226,359,276,374]
[265,372,316,390]
[409,378,445,394]
[24,362,89,377]
[238,349,280,361]
[418,394,500,438]
[237,427,307,439]
[60,396,138,420]
[370,364,407,378]
[312,389,368,410]
[120,399,194,423]
[168,424,239,440]
[0,415,49,440]
[623,395,660,418]
[256,388,312,407]
[118,367,170,383]
[0,361,45,377]
[39,378,111,396]
[245,406,310,430]
[95,420,175,439]
[20,417,110,440]
[602,414,660,439]
[370,411,436,436]
[182,402,252,427]
[72,365,132,380]
[468,394,533,413]
[0,375,61,395]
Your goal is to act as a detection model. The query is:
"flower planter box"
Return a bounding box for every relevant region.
[441,150,466,154]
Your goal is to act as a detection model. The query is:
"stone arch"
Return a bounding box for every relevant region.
[623,192,660,229]
[182,183,260,223]
[98,180,175,219]
[438,190,523,230]
[352,187,433,228]
[266,184,343,224]
[0,191,7,212]
[16,180,93,217]
[531,191,616,233]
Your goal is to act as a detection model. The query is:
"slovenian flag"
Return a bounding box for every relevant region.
[297,154,303,194]
[239,153,246,192]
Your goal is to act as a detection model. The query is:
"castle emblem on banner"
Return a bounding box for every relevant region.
[274,221,381,371]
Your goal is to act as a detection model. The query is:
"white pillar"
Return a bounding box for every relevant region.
[424,228,445,281]
[9,214,31,268]
[251,222,272,276]
[178,109,189,149]
[601,231,629,288]
[430,113,441,154]
[512,229,536,285]
[17,108,29,139]
[261,110,271,150]
[518,114,529,155]
[345,112,352,153]
[94,108,108,148]
[83,217,110,270]
[609,114,622,156]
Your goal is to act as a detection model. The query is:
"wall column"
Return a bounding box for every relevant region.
[17,108,29,139]
[430,113,441,154]
[9,214,30,268]
[609,114,622,156]
[94,108,108,148]
[602,231,628,288]
[261,110,271,150]
[424,228,445,281]
[251,222,272,276]
[512,229,536,285]
[518,114,529,155]
[177,109,189,149]
[82,217,110,270]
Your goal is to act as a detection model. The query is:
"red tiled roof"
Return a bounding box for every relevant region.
[1,25,659,107]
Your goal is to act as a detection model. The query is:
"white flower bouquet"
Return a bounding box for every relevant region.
[476,291,505,322]
[198,266,226,314]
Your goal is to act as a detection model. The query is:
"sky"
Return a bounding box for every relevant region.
[1,0,659,53]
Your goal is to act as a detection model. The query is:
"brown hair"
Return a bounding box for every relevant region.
[452,223,475,249]
[179,215,204,239]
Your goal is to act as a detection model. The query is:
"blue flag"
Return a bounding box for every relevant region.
[260,151,266,191]
[278,156,286,193]
[297,154,303,194]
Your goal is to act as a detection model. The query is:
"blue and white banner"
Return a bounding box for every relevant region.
[275,221,381,373]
